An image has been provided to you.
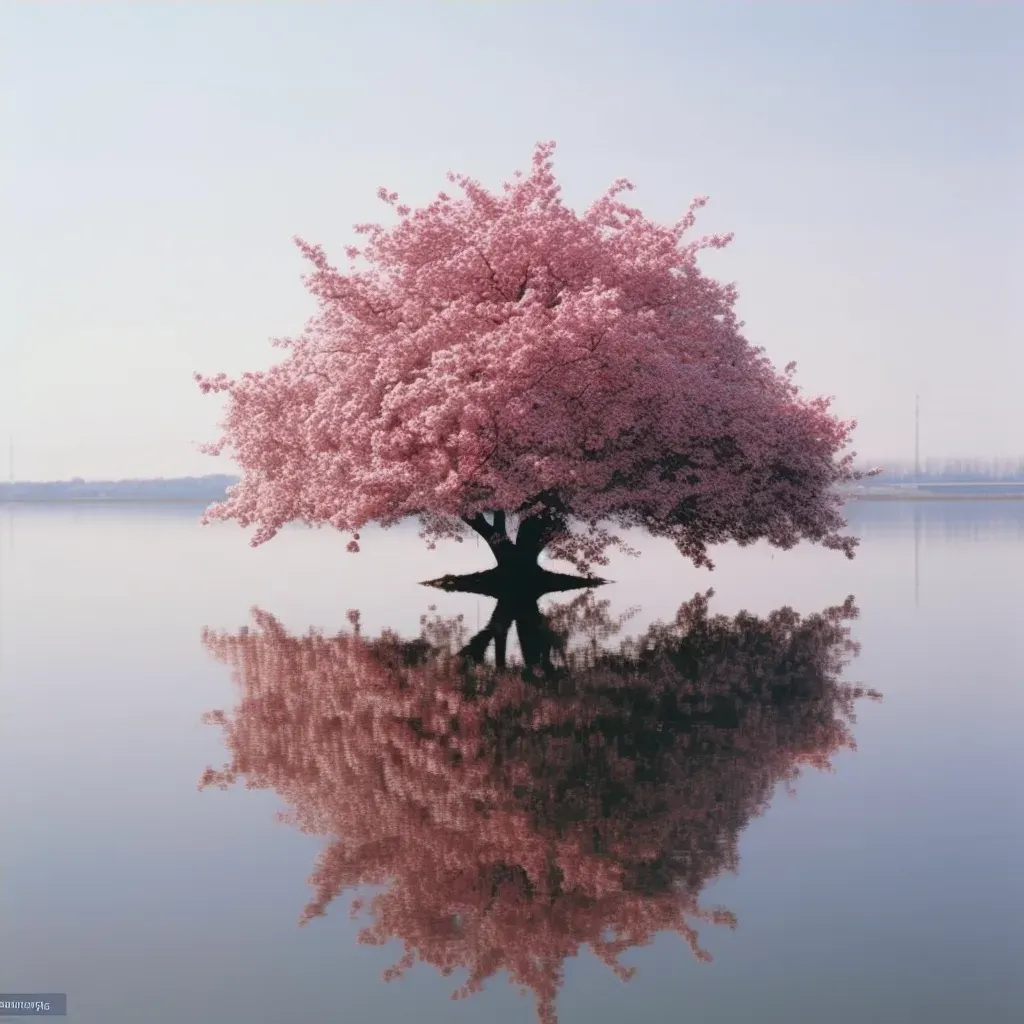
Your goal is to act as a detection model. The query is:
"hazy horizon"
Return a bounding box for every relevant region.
[3,2,1021,480]
[4,456,1024,488]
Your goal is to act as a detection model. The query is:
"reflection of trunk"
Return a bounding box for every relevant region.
[425,563,606,674]
[461,510,567,576]
[459,592,564,673]
[423,548,606,675]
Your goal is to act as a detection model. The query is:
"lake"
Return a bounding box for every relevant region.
[1,500,1021,1024]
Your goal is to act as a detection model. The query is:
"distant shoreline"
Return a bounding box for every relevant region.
[1,494,1022,506]
[0,497,212,504]
[3,470,1023,506]
[844,493,1024,502]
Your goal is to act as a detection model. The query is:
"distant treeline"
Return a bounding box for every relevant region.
[0,475,239,501]
[1,459,1023,502]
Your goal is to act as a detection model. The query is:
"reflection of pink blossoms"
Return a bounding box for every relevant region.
[200,590,879,1024]
[196,142,870,572]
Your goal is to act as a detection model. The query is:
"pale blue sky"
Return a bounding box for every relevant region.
[1,1,1021,481]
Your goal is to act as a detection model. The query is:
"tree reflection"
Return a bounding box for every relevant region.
[200,579,879,1023]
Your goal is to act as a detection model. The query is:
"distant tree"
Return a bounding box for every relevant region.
[200,581,879,1024]
[197,142,870,577]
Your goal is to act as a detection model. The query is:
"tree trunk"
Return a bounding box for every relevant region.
[461,510,566,579]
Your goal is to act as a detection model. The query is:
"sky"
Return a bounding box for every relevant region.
[1,1,1021,482]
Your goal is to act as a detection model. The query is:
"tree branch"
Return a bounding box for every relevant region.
[461,511,510,548]
[461,514,493,541]
[516,509,568,560]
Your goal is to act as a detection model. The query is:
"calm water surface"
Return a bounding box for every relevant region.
[1,501,1021,1023]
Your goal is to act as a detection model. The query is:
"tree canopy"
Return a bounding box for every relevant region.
[197,142,866,573]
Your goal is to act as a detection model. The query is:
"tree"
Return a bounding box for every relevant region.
[196,142,871,577]
[199,580,879,1023]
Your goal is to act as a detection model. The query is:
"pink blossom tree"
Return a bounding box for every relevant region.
[196,142,871,577]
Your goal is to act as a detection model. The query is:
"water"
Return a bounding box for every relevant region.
[1,500,1021,1024]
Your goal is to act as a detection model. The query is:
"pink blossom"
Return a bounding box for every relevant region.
[197,143,868,571]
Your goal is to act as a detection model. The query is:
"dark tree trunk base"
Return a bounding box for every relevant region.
[423,567,608,673]
[421,566,609,599]
[453,509,585,596]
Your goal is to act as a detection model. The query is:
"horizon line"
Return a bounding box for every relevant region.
[4,458,1024,488]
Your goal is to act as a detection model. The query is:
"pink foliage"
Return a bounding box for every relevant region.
[197,142,865,571]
